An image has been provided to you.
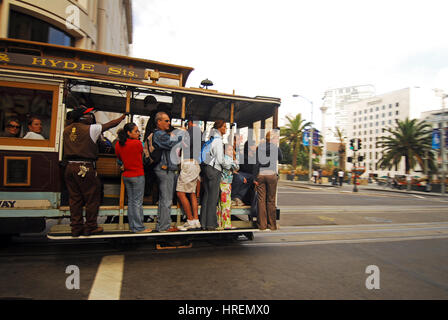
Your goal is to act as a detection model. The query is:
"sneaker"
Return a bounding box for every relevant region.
[194,220,202,229]
[177,221,196,231]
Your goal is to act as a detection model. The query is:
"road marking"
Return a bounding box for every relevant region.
[318,216,336,222]
[242,234,448,247]
[364,217,393,223]
[88,255,124,300]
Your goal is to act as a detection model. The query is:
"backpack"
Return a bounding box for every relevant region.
[199,136,215,165]
[143,133,162,167]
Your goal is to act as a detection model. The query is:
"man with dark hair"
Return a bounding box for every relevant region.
[176,116,202,230]
[63,105,125,237]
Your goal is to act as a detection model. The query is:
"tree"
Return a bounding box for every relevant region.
[280,113,312,170]
[331,127,346,170]
[377,118,436,174]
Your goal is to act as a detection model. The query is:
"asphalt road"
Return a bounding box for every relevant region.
[0,182,447,301]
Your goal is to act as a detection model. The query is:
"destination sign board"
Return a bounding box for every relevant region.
[0,52,147,80]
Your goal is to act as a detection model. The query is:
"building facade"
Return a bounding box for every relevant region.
[346,87,441,177]
[320,84,376,165]
[0,0,133,55]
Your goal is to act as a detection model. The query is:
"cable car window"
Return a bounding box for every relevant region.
[0,81,59,146]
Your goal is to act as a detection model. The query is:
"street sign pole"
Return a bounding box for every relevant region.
[441,97,446,196]
[353,149,358,192]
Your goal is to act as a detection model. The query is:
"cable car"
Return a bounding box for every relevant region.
[0,38,281,242]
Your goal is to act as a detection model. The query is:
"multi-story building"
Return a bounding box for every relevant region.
[347,87,441,177]
[320,85,376,165]
[0,0,134,140]
[0,0,133,55]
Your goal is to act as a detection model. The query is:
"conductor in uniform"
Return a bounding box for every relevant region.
[63,106,126,237]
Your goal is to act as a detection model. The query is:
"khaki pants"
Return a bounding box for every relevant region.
[64,162,101,233]
[255,174,278,230]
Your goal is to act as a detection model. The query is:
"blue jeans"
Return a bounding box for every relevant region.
[231,171,254,202]
[154,168,177,231]
[123,175,146,232]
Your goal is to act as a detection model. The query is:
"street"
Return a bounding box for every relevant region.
[0,181,447,300]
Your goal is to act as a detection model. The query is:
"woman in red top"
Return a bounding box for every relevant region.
[115,123,152,233]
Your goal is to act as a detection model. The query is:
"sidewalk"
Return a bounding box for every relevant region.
[279,179,448,198]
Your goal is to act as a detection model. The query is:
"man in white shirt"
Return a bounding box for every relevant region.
[338,170,344,186]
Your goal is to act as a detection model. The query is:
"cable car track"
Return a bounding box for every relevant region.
[2,222,448,258]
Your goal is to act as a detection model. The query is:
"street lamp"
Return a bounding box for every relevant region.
[292,94,314,181]
[434,89,448,196]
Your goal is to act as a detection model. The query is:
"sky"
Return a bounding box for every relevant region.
[131,0,448,128]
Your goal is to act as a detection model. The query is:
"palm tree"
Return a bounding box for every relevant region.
[377,118,436,174]
[280,113,312,170]
[331,127,346,170]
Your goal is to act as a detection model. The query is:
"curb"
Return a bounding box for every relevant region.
[279,180,447,197]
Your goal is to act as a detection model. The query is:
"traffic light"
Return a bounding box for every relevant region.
[357,138,362,150]
[349,139,355,150]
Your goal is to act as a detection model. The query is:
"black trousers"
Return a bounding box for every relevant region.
[200,165,221,228]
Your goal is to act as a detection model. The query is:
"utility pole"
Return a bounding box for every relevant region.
[353,149,358,192]
[441,95,446,195]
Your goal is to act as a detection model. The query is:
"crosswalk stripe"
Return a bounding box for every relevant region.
[88,255,124,300]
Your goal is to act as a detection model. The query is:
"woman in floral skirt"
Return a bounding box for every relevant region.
[217,144,239,230]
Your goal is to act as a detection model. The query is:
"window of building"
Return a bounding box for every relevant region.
[375,106,379,111]
[354,112,357,116]
[382,105,385,110]
[389,104,392,109]
[396,110,399,115]
[382,113,385,118]
[389,112,392,116]
[8,10,75,47]
[396,102,399,107]
[382,121,385,125]
[0,81,59,148]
